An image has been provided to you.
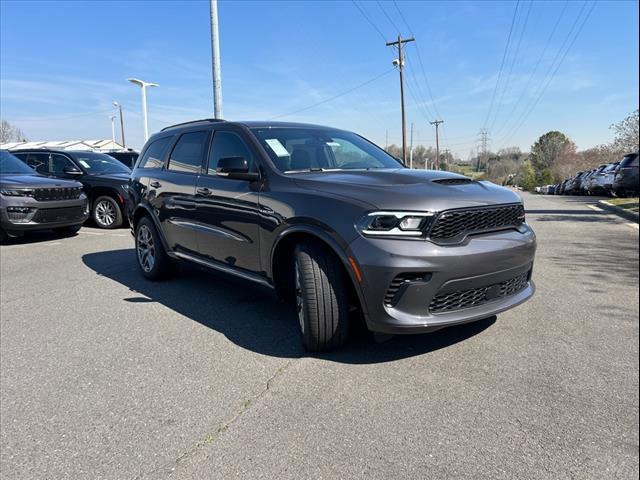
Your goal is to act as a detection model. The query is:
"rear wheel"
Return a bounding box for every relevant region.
[93,195,123,229]
[135,217,172,280]
[294,242,349,352]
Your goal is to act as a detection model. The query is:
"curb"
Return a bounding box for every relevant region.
[598,200,639,223]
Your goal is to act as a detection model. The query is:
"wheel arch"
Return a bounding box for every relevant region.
[131,204,171,253]
[270,225,367,316]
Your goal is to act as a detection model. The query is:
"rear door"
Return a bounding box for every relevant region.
[147,131,209,254]
[194,127,262,273]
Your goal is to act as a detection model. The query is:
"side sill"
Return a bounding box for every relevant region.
[171,250,274,289]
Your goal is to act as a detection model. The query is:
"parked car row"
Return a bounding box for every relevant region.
[537,152,639,197]
[0,147,136,240]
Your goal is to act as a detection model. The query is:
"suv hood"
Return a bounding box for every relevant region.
[0,173,82,189]
[85,172,130,183]
[293,169,521,211]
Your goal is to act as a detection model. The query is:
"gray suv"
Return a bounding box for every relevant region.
[128,120,536,351]
[1,150,89,242]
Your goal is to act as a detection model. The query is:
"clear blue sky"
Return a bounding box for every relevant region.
[1,0,638,157]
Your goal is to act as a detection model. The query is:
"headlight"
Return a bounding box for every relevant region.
[0,189,34,197]
[357,211,435,237]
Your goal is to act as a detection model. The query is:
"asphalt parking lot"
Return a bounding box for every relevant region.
[1,192,638,479]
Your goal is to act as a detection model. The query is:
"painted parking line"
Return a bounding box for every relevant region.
[586,204,603,212]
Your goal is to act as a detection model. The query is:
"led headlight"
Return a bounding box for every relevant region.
[0,189,34,197]
[358,211,435,237]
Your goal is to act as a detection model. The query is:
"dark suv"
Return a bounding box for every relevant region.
[612,152,639,197]
[1,150,88,241]
[129,120,536,351]
[12,149,131,228]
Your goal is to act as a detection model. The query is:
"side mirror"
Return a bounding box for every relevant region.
[63,165,82,176]
[216,156,259,180]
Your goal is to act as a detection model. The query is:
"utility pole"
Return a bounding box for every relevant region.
[386,35,415,164]
[113,101,125,148]
[385,129,388,150]
[409,122,414,168]
[430,119,444,170]
[477,128,489,172]
[210,0,223,118]
[443,149,450,171]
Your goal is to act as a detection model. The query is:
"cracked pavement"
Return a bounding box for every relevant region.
[1,192,638,479]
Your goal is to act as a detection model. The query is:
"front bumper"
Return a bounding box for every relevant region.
[348,225,537,334]
[0,196,89,232]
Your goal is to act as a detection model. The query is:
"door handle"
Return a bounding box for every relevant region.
[196,187,212,196]
[150,181,162,188]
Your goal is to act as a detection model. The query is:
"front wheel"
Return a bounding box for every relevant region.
[93,196,123,229]
[294,242,349,352]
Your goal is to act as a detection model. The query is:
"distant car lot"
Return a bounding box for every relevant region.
[1,192,637,479]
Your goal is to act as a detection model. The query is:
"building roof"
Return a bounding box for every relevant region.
[1,139,126,152]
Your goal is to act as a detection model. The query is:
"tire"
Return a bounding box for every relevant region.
[294,241,349,352]
[93,195,123,229]
[135,216,173,280]
[53,224,82,236]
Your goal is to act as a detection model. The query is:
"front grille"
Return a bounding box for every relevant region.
[32,206,85,224]
[432,178,473,185]
[429,271,530,314]
[34,187,82,201]
[428,204,524,241]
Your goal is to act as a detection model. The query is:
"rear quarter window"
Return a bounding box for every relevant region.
[138,136,173,169]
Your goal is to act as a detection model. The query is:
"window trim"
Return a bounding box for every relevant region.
[165,130,211,175]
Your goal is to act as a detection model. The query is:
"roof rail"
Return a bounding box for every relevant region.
[161,118,226,132]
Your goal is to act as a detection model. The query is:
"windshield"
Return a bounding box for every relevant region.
[251,127,403,173]
[619,153,639,168]
[73,152,131,174]
[0,150,35,174]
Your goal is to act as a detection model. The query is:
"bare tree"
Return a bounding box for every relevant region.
[610,109,639,154]
[0,120,26,143]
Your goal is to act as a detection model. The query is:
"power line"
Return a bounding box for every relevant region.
[489,0,533,130]
[498,1,596,148]
[392,0,443,119]
[376,0,402,35]
[493,0,569,137]
[351,0,388,42]
[269,68,395,120]
[483,1,520,128]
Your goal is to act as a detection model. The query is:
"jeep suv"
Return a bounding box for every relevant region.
[128,120,536,351]
[1,150,88,241]
[12,149,131,228]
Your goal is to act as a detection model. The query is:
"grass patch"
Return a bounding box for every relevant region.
[606,197,639,213]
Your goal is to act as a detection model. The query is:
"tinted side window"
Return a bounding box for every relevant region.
[620,154,639,167]
[138,136,172,169]
[208,131,254,175]
[50,154,75,174]
[25,153,50,174]
[168,131,208,174]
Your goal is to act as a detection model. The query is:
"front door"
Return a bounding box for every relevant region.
[194,128,262,274]
[148,130,209,254]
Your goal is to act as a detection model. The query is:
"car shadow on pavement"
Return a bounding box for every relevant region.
[0,229,79,245]
[82,249,496,364]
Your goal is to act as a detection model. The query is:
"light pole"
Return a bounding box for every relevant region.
[127,78,158,141]
[112,101,125,148]
[209,0,223,118]
[109,115,116,144]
